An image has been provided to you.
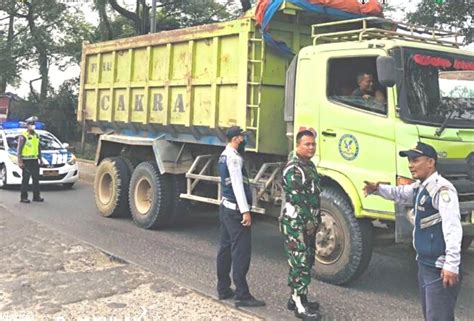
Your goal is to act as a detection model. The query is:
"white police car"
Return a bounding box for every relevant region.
[0,121,79,188]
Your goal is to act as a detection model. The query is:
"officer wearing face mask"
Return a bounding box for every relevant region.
[216,126,265,308]
[17,116,44,203]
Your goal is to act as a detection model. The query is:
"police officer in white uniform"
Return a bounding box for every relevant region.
[216,126,265,308]
[363,142,462,321]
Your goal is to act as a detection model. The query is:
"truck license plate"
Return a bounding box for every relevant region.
[43,170,59,177]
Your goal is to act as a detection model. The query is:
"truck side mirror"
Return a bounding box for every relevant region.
[377,56,396,87]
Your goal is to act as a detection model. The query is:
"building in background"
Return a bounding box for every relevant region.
[0,93,24,122]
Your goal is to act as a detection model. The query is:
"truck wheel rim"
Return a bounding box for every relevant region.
[315,210,344,265]
[134,177,152,215]
[98,172,113,205]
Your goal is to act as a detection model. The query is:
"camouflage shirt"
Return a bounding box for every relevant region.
[282,154,321,225]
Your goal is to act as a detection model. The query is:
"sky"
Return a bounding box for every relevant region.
[7,0,470,98]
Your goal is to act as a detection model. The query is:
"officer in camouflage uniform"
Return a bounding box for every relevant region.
[280,129,321,321]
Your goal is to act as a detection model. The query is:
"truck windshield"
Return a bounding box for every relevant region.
[396,48,474,128]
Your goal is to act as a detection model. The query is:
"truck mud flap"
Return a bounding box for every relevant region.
[395,203,414,243]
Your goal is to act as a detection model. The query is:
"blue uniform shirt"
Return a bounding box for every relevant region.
[218,145,252,213]
[376,172,462,274]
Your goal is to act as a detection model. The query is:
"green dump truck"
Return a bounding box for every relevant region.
[78,3,474,285]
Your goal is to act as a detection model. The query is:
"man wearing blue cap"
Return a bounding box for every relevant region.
[216,126,265,308]
[363,142,462,321]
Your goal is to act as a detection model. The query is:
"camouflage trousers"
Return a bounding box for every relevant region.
[280,217,316,295]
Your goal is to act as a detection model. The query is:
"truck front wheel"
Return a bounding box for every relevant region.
[94,157,132,217]
[314,186,374,285]
[129,161,172,229]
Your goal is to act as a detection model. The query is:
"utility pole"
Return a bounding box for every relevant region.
[150,0,157,33]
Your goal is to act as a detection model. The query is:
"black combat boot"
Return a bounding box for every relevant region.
[294,308,322,321]
[291,294,321,321]
[288,294,319,311]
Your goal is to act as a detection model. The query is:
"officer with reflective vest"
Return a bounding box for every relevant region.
[216,126,265,308]
[364,142,462,321]
[18,116,44,203]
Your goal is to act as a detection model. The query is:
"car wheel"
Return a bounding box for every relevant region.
[0,164,9,189]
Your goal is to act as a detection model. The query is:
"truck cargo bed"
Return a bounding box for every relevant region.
[79,6,322,155]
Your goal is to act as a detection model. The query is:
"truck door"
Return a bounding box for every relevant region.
[318,53,397,214]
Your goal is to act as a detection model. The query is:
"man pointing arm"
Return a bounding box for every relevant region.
[364,142,462,321]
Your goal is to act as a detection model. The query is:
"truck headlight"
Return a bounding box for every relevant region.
[67,155,76,166]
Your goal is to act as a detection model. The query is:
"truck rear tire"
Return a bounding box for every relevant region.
[167,174,189,226]
[94,157,132,217]
[129,161,172,229]
[314,186,374,285]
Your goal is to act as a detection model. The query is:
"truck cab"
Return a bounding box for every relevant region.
[289,18,474,284]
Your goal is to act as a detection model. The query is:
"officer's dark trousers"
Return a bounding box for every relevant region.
[216,205,251,300]
[20,159,41,200]
[418,261,462,321]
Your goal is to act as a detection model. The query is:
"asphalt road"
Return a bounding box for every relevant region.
[1,181,473,320]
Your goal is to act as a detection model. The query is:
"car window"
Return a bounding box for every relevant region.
[6,131,64,151]
[6,135,19,150]
[40,133,63,150]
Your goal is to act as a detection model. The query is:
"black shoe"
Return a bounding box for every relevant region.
[295,308,322,321]
[218,289,235,300]
[234,296,266,308]
[288,296,320,311]
[20,198,30,203]
[33,197,44,202]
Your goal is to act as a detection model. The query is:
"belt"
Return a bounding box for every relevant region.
[221,198,250,212]
[222,199,238,211]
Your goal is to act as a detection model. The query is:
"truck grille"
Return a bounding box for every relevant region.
[437,152,474,202]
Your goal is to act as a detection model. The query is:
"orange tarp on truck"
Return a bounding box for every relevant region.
[256,0,383,26]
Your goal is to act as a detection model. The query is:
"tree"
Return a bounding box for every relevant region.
[93,0,239,38]
[39,79,80,142]
[94,0,114,40]
[0,0,94,100]
[0,0,22,93]
[406,0,473,45]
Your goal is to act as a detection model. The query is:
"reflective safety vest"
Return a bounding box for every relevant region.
[218,150,253,207]
[21,131,40,159]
